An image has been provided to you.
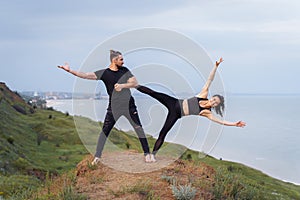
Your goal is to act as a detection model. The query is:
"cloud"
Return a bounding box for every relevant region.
[0,0,299,93]
[107,0,300,35]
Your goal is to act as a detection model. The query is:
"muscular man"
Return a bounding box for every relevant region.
[58,50,151,164]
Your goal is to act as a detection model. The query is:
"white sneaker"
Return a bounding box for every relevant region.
[91,157,101,165]
[145,154,151,163]
[150,154,157,162]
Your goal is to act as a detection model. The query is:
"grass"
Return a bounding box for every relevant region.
[0,175,40,199]
[0,105,88,174]
[180,149,300,199]
[109,180,160,200]
[29,170,87,200]
[0,99,90,198]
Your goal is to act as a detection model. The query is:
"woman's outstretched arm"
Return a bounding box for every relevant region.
[201,110,246,127]
[196,58,223,98]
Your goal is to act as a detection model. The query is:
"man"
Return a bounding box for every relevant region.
[58,50,151,164]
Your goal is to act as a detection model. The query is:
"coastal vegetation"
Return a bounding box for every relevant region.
[1,82,300,199]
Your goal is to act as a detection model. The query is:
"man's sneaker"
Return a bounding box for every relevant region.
[150,154,157,162]
[91,157,101,165]
[145,154,151,163]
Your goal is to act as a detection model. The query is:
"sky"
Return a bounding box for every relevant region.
[1,0,300,94]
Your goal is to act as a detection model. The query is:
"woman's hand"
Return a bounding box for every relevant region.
[235,121,246,127]
[58,62,70,72]
[216,57,223,67]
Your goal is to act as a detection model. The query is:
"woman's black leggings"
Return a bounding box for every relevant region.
[137,85,183,154]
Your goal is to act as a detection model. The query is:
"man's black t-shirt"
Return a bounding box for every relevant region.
[94,67,136,111]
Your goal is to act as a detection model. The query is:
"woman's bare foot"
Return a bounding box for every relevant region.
[145,154,151,163]
[150,154,157,162]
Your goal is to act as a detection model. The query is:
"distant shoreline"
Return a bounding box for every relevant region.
[228,93,300,96]
[41,92,300,101]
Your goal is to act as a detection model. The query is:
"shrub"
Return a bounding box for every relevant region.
[171,184,196,200]
[161,175,175,184]
[13,157,30,170]
[186,154,192,161]
[47,107,54,111]
[125,142,130,149]
[7,136,14,145]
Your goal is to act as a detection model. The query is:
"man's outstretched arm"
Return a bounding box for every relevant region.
[58,63,97,80]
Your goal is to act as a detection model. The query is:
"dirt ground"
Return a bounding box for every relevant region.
[75,150,215,199]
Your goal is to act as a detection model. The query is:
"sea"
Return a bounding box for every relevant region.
[47,94,300,185]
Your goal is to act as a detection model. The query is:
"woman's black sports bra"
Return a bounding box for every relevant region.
[186,97,211,115]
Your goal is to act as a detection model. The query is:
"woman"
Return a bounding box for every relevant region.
[135,58,246,162]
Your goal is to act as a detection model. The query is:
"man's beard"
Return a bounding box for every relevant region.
[116,64,122,69]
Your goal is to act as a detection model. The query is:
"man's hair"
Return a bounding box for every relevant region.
[110,50,122,62]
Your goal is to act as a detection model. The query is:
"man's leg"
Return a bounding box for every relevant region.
[93,111,116,164]
[125,108,151,161]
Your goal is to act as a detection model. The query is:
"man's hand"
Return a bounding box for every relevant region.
[114,83,123,92]
[58,63,70,72]
[216,57,223,67]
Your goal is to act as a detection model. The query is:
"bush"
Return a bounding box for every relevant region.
[125,142,130,149]
[186,154,192,161]
[13,157,30,170]
[161,175,175,184]
[7,136,14,145]
[47,107,54,111]
[171,184,196,200]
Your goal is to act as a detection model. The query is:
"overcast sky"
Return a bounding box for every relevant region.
[1,0,300,94]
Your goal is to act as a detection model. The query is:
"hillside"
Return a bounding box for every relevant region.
[31,150,300,200]
[0,82,155,199]
[0,82,90,199]
[1,82,300,199]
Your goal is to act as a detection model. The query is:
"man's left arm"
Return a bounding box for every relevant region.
[114,76,138,92]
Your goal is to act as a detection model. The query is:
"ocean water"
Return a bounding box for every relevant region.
[47,95,300,185]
